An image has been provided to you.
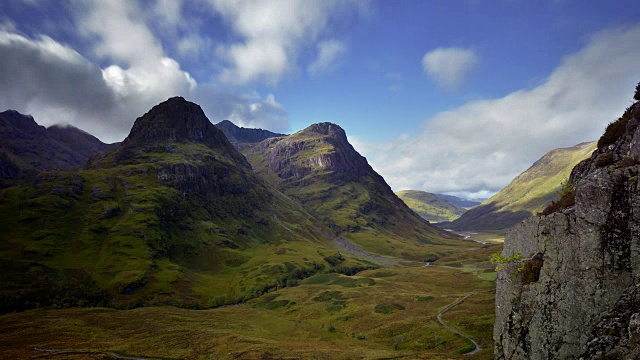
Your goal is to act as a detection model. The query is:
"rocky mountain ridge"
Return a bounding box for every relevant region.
[0,110,112,180]
[215,119,285,144]
[494,100,640,359]
[0,97,351,312]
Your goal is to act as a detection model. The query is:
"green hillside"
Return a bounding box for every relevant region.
[0,98,374,313]
[395,190,468,223]
[240,122,464,261]
[450,141,597,231]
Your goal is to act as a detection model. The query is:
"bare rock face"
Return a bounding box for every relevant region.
[258,122,373,182]
[494,102,640,359]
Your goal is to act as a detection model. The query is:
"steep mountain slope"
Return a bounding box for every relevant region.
[494,98,640,359]
[0,110,112,180]
[450,141,596,231]
[438,194,481,208]
[241,122,462,260]
[215,119,285,144]
[395,190,467,223]
[0,97,359,313]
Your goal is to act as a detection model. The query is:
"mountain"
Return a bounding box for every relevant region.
[239,122,462,261]
[437,194,481,208]
[215,119,285,144]
[494,93,640,358]
[0,97,366,313]
[395,190,467,223]
[449,141,597,231]
[0,110,112,181]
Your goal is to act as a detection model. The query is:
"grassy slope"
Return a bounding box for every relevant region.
[242,126,465,262]
[396,190,467,223]
[0,248,500,360]
[0,141,377,311]
[450,141,596,231]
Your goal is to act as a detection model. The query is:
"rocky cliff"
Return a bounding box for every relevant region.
[494,100,640,359]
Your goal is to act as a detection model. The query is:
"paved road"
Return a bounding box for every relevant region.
[436,292,482,355]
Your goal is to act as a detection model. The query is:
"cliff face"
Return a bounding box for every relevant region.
[494,102,640,359]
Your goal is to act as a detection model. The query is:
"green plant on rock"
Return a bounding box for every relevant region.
[490,252,525,272]
[539,178,576,215]
[634,81,640,101]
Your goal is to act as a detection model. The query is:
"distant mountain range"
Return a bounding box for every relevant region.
[437,194,482,208]
[0,110,114,181]
[395,190,474,223]
[215,119,285,145]
[449,141,597,231]
[0,97,465,313]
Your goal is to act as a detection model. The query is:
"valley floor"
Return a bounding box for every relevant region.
[0,241,501,360]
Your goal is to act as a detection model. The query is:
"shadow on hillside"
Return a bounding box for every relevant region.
[445,202,532,231]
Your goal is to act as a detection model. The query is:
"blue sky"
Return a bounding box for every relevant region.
[1,1,639,198]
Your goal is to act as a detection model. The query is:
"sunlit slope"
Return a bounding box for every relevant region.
[396,190,468,223]
[450,141,596,231]
[241,122,464,261]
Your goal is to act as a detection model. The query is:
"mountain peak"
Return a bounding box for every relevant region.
[301,122,347,140]
[122,97,228,149]
[0,110,44,135]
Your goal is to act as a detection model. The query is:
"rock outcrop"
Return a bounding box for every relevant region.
[494,101,640,359]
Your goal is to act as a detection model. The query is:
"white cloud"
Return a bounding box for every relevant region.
[177,33,211,57]
[365,26,640,197]
[308,39,347,75]
[204,0,367,85]
[193,87,289,133]
[0,28,289,142]
[152,0,184,28]
[422,47,478,88]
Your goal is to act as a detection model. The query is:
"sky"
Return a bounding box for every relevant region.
[1,0,639,199]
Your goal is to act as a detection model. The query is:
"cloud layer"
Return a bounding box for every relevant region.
[361,26,640,198]
[422,47,478,88]
[0,1,298,143]
[207,0,366,84]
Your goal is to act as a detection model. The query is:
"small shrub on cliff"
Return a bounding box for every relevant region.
[635,81,640,101]
[598,105,634,150]
[490,253,525,272]
[595,152,614,167]
[539,179,576,215]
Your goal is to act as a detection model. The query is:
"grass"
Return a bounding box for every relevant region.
[0,138,368,311]
[396,190,467,223]
[0,263,496,359]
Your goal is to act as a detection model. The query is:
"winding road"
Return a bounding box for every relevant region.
[436,292,482,355]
